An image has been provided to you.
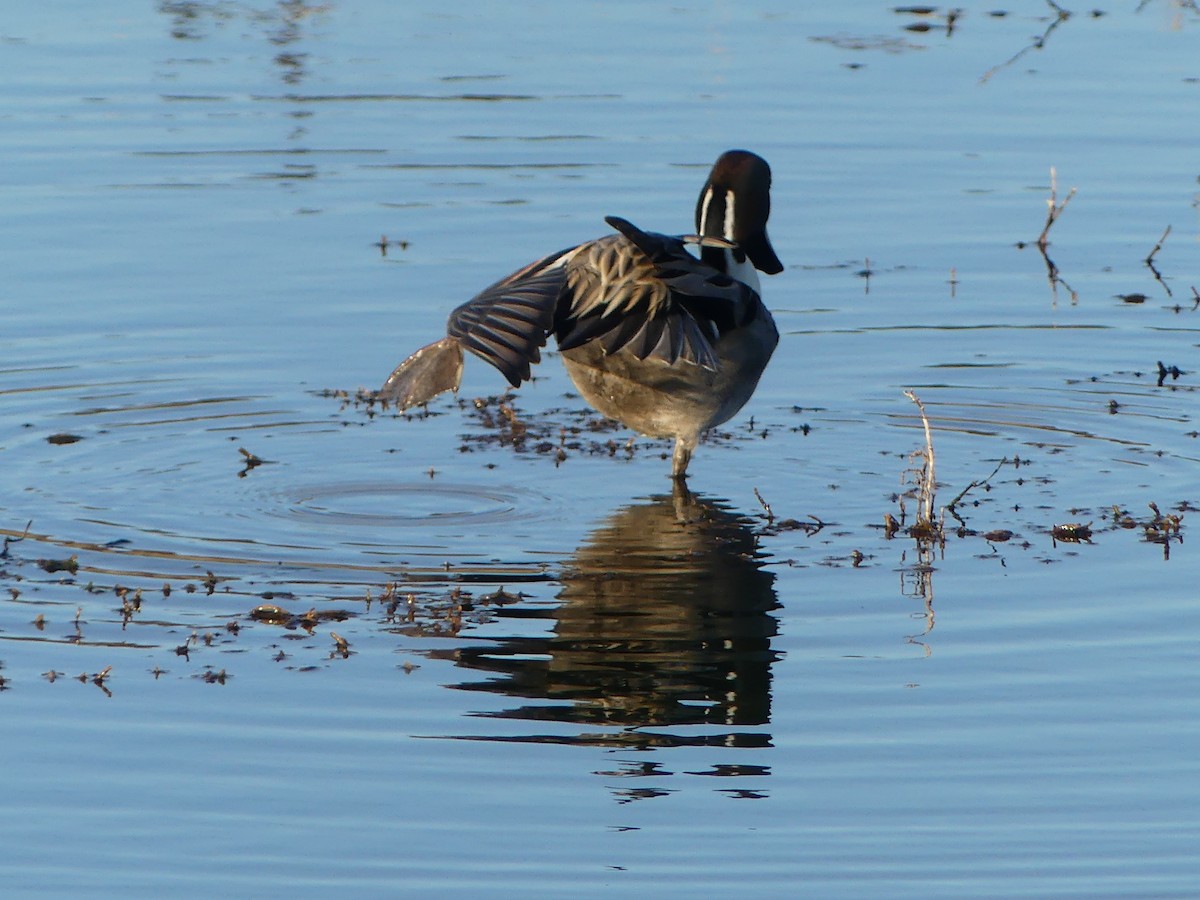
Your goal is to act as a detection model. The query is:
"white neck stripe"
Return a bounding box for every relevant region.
[698,185,714,236]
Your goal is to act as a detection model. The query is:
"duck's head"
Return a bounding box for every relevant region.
[695,150,784,276]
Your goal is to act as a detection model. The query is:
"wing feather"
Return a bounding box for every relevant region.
[445,253,569,387]
[553,217,757,370]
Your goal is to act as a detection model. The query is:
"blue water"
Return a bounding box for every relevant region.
[3,2,1200,896]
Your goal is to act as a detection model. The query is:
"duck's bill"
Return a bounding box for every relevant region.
[744,230,784,275]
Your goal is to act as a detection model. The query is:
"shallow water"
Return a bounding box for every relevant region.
[4,1,1200,896]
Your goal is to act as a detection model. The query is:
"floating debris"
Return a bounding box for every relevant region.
[1157,361,1184,387]
[1051,522,1093,544]
[237,447,268,477]
[331,632,350,658]
[37,556,78,575]
[249,604,353,630]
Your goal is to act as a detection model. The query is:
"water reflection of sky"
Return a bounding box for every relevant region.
[3,2,1200,896]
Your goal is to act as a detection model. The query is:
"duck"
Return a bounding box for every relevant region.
[378,149,783,480]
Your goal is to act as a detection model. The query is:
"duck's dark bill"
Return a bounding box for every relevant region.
[744,231,784,275]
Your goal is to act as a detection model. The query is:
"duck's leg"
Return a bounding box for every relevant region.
[671,436,695,480]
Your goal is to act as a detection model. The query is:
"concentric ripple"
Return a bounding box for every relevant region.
[277,481,536,529]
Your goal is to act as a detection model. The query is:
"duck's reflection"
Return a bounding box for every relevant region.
[435,489,781,749]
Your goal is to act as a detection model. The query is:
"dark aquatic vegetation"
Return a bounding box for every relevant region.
[46,433,84,445]
[36,555,79,575]
[378,150,783,480]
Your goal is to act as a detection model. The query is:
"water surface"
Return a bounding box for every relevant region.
[3,2,1200,896]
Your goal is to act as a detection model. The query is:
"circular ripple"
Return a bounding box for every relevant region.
[277,481,540,529]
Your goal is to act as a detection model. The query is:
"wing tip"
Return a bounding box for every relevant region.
[378,337,465,410]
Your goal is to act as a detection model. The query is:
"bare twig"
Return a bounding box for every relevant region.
[1021,168,1078,305]
[1037,167,1077,250]
[1146,224,1171,264]
[753,487,774,524]
[903,390,937,528]
[945,457,1009,524]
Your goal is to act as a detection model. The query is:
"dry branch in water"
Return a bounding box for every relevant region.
[1037,167,1076,250]
[902,390,939,536]
[753,487,774,524]
[1020,167,1078,305]
[1146,224,1171,264]
[945,457,1009,526]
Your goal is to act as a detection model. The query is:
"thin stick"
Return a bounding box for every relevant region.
[753,487,774,524]
[1146,224,1171,264]
[946,457,1008,513]
[903,390,936,525]
[1037,167,1077,250]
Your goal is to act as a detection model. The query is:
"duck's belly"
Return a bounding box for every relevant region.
[560,310,778,441]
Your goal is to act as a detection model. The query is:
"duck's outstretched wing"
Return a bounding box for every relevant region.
[379,216,759,407]
[445,251,569,387]
[378,249,571,409]
[554,217,758,371]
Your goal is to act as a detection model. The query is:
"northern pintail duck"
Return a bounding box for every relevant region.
[379,149,783,479]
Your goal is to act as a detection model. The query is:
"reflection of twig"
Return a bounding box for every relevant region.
[1036,244,1078,305]
[899,547,936,657]
[980,0,1073,83]
[0,520,32,559]
[1145,224,1174,298]
[1137,0,1200,16]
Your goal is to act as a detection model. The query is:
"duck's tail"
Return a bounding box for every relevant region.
[377,336,465,410]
